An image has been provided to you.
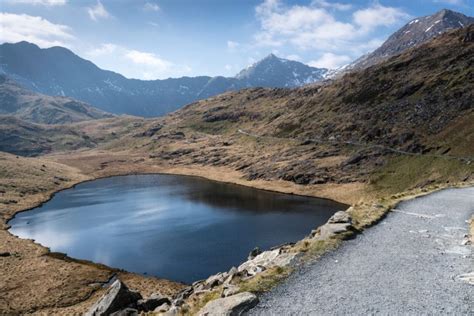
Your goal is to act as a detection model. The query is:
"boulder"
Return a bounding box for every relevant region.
[154,302,171,313]
[198,292,258,316]
[238,249,279,273]
[174,286,193,302]
[221,284,240,298]
[85,280,142,316]
[137,293,171,312]
[319,223,352,239]
[205,272,228,289]
[328,211,352,224]
[248,247,262,260]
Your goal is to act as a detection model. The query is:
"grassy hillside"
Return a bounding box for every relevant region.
[126,25,473,197]
[0,75,113,124]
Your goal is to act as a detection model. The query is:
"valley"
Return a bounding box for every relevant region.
[0,7,473,316]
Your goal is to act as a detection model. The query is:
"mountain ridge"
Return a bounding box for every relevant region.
[347,9,474,71]
[0,43,326,117]
[0,74,114,124]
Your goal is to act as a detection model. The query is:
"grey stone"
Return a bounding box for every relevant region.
[137,293,170,312]
[198,292,258,316]
[319,223,352,239]
[205,272,228,289]
[222,284,240,298]
[85,280,142,316]
[163,305,180,315]
[328,211,352,224]
[248,247,262,260]
[154,302,171,313]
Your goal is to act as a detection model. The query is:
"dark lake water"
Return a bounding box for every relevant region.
[9,174,346,284]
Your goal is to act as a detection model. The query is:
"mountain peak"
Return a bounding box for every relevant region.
[234,54,327,86]
[347,9,473,71]
[263,53,278,60]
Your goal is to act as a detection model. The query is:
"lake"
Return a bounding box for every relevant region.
[8,174,347,284]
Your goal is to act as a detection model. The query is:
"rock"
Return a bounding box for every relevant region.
[238,249,296,277]
[238,249,279,273]
[154,302,171,313]
[174,286,193,302]
[109,308,138,316]
[205,272,228,289]
[198,292,258,316]
[245,265,266,277]
[270,252,297,267]
[137,293,171,312]
[173,298,185,307]
[163,305,180,315]
[328,211,352,224]
[248,247,262,260]
[85,280,142,316]
[221,284,240,298]
[319,223,352,239]
[224,267,239,284]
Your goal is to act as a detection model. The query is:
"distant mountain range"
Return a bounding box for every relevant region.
[0,74,113,124]
[0,9,471,118]
[347,9,474,70]
[0,44,327,117]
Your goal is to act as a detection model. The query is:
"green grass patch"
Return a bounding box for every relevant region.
[369,155,473,195]
[238,266,291,294]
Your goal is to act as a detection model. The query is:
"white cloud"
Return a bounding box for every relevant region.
[125,50,171,69]
[85,43,192,79]
[311,0,352,11]
[253,0,410,68]
[7,0,67,5]
[87,0,110,21]
[144,2,160,12]
[227,40,239,50]
[308,53,351,69]
[0,13,74,48]
[86,43,117,57]
[353,4,410,32]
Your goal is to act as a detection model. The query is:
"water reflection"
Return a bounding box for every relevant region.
[9,174,346,283]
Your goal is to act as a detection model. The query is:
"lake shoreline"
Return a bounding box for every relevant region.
[1,151,470,314]
[8,173,346,284]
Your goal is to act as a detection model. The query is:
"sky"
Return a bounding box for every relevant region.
[1,0,472,80]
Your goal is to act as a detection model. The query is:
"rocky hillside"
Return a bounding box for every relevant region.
[0,75,113,124]
[0,43,326,117]
[348,9,473,70]
[128,25,473,195]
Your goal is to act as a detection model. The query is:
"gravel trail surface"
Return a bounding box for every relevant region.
[249,187,474,315]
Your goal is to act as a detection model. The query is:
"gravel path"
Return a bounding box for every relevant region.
[249,187,474,315]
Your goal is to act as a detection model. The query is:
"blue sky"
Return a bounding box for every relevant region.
[1,0,472,79]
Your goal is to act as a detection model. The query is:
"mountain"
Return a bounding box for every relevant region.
[130,25,472,192]
[0,43,326,117]
[0,74,113,124]
[348,9,473,70]
[235,54,327,87]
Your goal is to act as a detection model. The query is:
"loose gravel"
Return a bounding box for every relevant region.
[249,187,474,315]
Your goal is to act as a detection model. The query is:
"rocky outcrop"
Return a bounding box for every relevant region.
[198,292,259,316]
[314,211,355,239]
[85,280,142,316]
[136,293,171,312]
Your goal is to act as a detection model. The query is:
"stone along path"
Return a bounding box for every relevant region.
[249,187,474,315]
